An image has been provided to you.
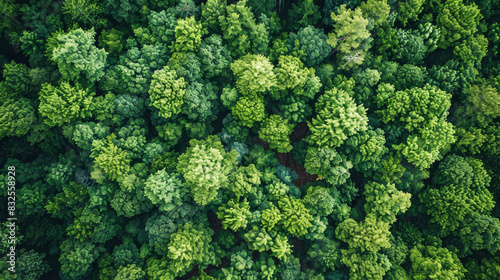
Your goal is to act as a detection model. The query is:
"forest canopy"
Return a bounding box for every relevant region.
[0,0,499,279]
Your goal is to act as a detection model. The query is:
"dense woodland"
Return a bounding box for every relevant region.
[0,0,500,279]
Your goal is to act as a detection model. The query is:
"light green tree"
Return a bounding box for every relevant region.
[258,115,295,153]
[308,88,368,148]
[148,66,186,119]
[38,82,94,127]
[49,28,107,83]
[177,135,238,205]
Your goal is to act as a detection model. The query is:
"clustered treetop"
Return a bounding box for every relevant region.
[0,0,499,279]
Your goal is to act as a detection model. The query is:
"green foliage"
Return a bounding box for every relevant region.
[397,0,424,26]
[231,54,276,96]
[377,84,455,169]
[0,98,37,139]
[307,237,342,272]
[201,0,226,33]
[217,199,252,231]
[219,0,269,57]
[232,96,266,128]
[328,5,372,69]
[226,164,261,198]
[461,84,500,127]
[2,0,499,278]
[363,181,411,224]
[177,135,238,205]
[258,114,294,153]
[359,0,390,28]
[62,0,107,28]
[111,45,167,96]
[98,28,125,54]
[244,225,273,251]
[199,34,232,79]
[454,34,488,64]
[144,169,186,212]
[437,0,483,48]
[304,146,353,186]
[172,16,203,53]
[308,88,368,148]
[278,196,313,237]
[271,234,292,261]
[457,212,500,256]
[336,214,391,253]
[409,245,466,280]
[287,0,321,31]
[16,249,51,280]
[38,82,94,127]
[59,238,99,280]
[167,222,215,277]
[148,9,176,45]
[288,26,331,67]
[91,135,131,182]
[115,264,145,280]
[340,250,391,280]
[148,66,186,119]
[49,28,107,83]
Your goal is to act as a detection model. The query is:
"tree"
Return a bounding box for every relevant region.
[217,199,252,231]
[302,186,337,217]
[363,181,411,224]
[453,34,488,64]
[304,146,353,186]
[409,245,466,280]
[48,28,107,84]
[91,135,131,182]
[16,249,51,280]
[327,5,372,69]
[200,0,226,33]
[336,214,391,253]
[340,250,392,280]
[98,28,125,54]
[308,87,368,148]
[0,98,37,139]
[171,16,203,53]
[167,222,216,277]
[437,0,482,48]
[460,84,500,128]
[110,45,168,96]
[286,0,321,31]
[218,0,269,57]
[144,169,186,212]
[457,212,500,256]
[244,225,273,252]
[376,84,455,169]
[289,26,332,67]
[148,9,177,46]
[115,264,146,280]
[199,34,232,79]
[271,234,292,261]
[258,115,295,153]
[278,196,313,237]
[38,82,94,127]
[359,0,390,28]
[148,66,186,119]
[61,0,107,28]
[177,135,238,205]
[226,164,261,199]
[420,155,495,235]
[231,54,276,96]
[59,238,99,280]
[232,96,266,128]
[397,0,424,26]
[392,30,428,64]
